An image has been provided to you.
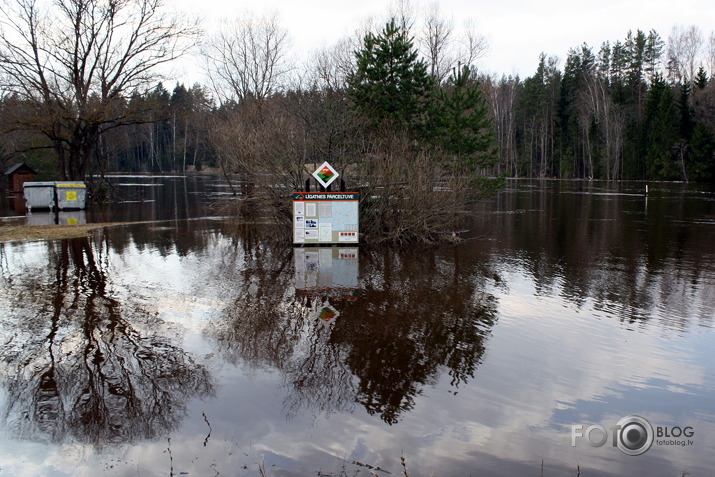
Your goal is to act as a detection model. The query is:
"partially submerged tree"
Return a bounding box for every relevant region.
[0,0,199,180]
[346,19,499,243]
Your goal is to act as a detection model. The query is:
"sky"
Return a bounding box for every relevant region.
[171,0,715,84]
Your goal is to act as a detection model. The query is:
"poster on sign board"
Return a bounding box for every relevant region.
[292,192,359,245]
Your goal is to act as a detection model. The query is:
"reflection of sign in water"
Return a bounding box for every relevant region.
[312,161,339,188]
[294,247,359,301]
[316,304,340,325]
[293,192,359,244]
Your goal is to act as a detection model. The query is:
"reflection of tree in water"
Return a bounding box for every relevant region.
[208,185,715,428]
[205,239,360,418]
[282,296,360,420]
[207,240,498,425]
[0,237,213,446]
[475,182,715,328]
[333,248,498,424]
[207,238,299,368]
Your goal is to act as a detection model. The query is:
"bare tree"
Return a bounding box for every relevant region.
[203,14,292,104]
[667,25,704,85]
[459,19,489,71]
[419,5,488,84]
[0,0,199,180]
[388,0,416,34]
[421,2,454,84]
[708,31,715,78]
[304,38,354,91]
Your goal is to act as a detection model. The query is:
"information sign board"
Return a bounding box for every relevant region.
[292,192,359,244]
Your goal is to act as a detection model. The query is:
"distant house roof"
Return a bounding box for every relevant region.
[4,163,37,176]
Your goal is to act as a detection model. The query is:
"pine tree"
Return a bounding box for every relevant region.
[694,66,709,89]
[430,64,496,171]
[556,45,598,178]
[347,19,434,133]
[678,83,694,141]
[597,42,611,81]
[610,40,628,88]
[644,75,680,179]
[688,122,715,181]
[626,30,649,116]
[514,54,561,177]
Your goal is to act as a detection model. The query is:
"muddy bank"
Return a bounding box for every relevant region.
[0,223,128,242]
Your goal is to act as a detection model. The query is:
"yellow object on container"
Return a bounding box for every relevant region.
[55,182,87,210]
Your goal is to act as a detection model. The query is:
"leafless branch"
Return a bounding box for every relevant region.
[202,14,292,103]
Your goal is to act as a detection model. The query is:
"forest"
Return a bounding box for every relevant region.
[1,0,714,188]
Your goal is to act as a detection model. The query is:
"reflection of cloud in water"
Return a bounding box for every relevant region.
[205,244,499,426]
[0,195,714,477]
[0,237,214,447]
[194,233,714,475]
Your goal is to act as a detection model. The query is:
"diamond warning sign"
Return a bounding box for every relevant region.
[312,161,339,188]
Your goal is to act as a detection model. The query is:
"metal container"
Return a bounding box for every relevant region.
[23,181,56,210]
[55,182,87,210]
[57,210,87,225]
[26,212,56,226]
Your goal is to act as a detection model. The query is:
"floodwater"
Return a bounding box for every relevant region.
[0,176,714,476]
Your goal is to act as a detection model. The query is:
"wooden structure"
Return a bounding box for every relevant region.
[4,163,37,193]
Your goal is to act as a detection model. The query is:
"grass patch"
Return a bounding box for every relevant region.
[0,222,130,243]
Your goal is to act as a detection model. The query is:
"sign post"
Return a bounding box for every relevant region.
[293,162,358,245]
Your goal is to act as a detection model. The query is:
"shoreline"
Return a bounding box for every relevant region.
[0,223,128,243]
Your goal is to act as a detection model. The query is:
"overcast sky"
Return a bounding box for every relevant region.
[172,0,714,83]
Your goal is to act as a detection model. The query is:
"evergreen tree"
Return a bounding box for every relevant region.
[644,30,665,83]
[678,83,694,141]
[557,51,580,177]
[610,40,628,88]
[516,54,560,177]
[694,67,709,89]
[644,75,680,179]
[625,30,647,87]
[626,30,650,116]
[430,65,497,171]
[688,122,715,181]
[597,42,611,80]
[347,19,434,133]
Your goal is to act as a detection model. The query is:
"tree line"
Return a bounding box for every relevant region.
[487,27,715,182]
[1,0,714,190]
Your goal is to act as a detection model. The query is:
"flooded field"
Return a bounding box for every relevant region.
[1,176,714,476]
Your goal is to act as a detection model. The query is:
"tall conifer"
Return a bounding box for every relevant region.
[347,19,434,133]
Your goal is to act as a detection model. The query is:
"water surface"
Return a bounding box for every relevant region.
[0,178,713,476]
